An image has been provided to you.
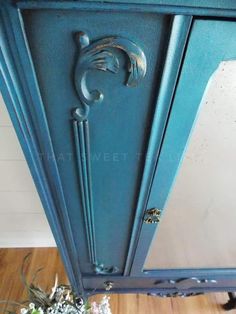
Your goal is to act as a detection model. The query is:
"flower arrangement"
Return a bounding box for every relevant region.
[0,254,112,314]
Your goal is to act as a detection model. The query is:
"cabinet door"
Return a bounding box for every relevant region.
[131,19,236,278]
[20,8,173,275]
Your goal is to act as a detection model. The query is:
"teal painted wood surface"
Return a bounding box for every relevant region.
[0,1,84,296]
[15,0,236,7]
[2,0,236,296]
[125,14,192,276]
[22,8,171,275]
[15,1,236,20]
[131,18,236,277]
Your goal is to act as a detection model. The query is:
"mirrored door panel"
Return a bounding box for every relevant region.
[143,19,236,270]
[145,61,236,269]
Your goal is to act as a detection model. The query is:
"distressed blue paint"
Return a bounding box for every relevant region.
[73,31,147,121]
[132,18,236,277]
[15,0,236,8]
[73,119,96,265]
[72,30,146,274]
[0,1,84,296]
[82,273,236,297]
[21,7,171,274]
[1,0,236,297]
[127,14,192,276]
[82,272,236,296]
[85,286,236,296]
[15,1,236,18]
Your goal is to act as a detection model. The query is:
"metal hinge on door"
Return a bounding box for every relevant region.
[143,208,162,224]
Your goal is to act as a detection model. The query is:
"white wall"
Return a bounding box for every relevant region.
[0,94,56,247]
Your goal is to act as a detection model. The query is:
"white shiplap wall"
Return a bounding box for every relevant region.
[0,94,56,247]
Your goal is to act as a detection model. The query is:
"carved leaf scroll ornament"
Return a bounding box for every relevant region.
[72,31,147,274]
[73,31,147,121]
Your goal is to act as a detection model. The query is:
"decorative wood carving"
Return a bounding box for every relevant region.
[154,277,217,289]
[72,31,146,274]
[73,31,147,121]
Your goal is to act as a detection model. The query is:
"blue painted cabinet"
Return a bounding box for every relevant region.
[1,0,236,299]
[131,18,236,277]
[21,8,171,276]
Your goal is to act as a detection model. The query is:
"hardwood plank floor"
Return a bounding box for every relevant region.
[0,248,232,313]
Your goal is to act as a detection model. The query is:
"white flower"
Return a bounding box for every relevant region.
[90,296,112,314]
[29,304,35,310]
[20,308,28,314]
[99,296,112,314]
[38,307,44,314]
[91,302,99,314]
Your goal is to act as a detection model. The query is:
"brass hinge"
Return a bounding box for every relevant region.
[143,208,162,224]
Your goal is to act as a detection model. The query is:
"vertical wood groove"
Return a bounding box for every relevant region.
[73,117,119,274]
[73,119,96,265]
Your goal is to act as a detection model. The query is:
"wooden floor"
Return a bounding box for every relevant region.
[0,248,232,314]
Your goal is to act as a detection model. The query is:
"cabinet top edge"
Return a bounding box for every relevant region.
[10,0,236,13]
